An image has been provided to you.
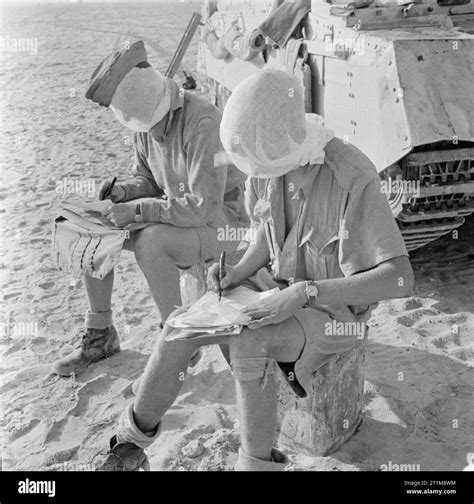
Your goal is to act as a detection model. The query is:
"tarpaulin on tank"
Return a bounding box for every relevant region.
[249,0,311,50]
[394,38,474,147]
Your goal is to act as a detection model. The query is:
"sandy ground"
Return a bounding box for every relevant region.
[1,149,473,473]
[1,2,473,473]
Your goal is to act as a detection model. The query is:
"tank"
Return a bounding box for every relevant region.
[196,0,474,251]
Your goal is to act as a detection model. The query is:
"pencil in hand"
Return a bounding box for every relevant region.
[218,251,226,302]
[101,177,117,201]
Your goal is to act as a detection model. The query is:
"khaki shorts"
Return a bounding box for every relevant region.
[243,270,362,397]
[292,308,361,396]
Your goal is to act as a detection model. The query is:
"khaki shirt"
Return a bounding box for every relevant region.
[120,79,247,228]
[245,137,409,323]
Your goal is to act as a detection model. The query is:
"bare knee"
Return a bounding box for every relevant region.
[228,328,276,389]
[134,225,200,267]
[134,225,168,265]
[229,319,305,364]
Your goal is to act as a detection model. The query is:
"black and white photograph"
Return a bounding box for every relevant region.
[0,0,473,496]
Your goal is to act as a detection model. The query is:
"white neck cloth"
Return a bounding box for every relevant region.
[224,113,335,179]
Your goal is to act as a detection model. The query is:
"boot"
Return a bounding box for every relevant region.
[234,447,289,471]
[52,326,120,377]
[93,435,150,471]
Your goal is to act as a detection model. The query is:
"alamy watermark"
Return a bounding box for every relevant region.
[0,319,39,340]
[56,178,97,198]
[380,178,421,198]
[217,224,258,245]
[324,319,366,339]
[57,461,95,471]
[325,37,366,56]
[0,36,38,55]
[380,461,421,471]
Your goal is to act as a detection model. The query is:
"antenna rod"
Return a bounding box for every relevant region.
[165,12,202,79]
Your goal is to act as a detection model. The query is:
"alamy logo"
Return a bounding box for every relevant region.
[18,479,55,498]
[380,461,420,471]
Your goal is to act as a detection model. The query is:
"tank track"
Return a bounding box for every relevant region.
[395,145,474,252]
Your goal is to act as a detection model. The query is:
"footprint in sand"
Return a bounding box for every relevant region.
[67,374,114,417]
[44,418,68,444]
[400,298,424,311]
[39,281,55,290]
[42,446,79,467]
[396,307,440,327]
[2,291,22,302]
[8,418,42,443]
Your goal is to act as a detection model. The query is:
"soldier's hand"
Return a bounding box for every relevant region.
[207,263,241,296]
[102,202,136,228]
[99,181,126,203]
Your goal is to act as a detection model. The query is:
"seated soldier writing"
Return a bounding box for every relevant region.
[52,41,246,377]
[92,69,414,471]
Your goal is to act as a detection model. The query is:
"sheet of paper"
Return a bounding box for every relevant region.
[62,204,155,232]
[165,286,279,341]
[72,200,113,214]
[168,288,263,328]
[165,325,242,342]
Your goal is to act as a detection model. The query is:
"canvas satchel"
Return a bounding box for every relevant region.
[52,208,129,280]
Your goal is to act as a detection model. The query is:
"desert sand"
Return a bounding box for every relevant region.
[1,2,473,472]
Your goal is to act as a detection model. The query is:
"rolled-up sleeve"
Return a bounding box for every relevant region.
[339,179,408,277]
[140,117,227,226]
